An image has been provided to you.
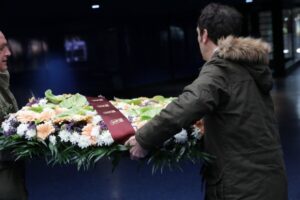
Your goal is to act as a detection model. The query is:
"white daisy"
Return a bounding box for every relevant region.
[69,132,80,145]
[49,135,57,145]
[92,115,102,125]
[174,129,188,143]
[191,127,202,140]
[25,129,37,139]
[58,130,71,142]
[1,121,11,132]
[77,135,92,149]
[38,99,48,105]
[97,130,114,146]
[16,123,29,137]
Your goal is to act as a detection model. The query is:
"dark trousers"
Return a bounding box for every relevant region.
[0,161,27,200]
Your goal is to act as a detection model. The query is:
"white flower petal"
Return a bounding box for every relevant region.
[191,127,202,140]
[49,135,57,145]
[69,132,80,145]
[91,126,100,137]
[38,99,48,105]
[92,115,102,125]
[174,129,188,143]
[17,123,29,137]
[1,121,11,132]
[25,129,37,139]
[77,135,92,149]
[97,130,114,146]
[58,130,71,142]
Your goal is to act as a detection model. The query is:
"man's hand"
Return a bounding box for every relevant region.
[125,136,149,160]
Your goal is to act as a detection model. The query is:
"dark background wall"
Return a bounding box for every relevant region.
[1,0,294,106]
[0,0,254,106]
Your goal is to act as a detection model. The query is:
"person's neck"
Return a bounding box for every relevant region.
[205,42,219,61]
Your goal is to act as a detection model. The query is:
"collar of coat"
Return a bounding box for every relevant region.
[0,70,10,90]
[216,36,271,65]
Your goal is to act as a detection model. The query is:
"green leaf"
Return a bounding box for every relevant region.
[140,107,161,119]
[45,90,65,104]
[29,106,44,113]
[127,98,142,105]
[59,94,88,109]
[152,95,165,102]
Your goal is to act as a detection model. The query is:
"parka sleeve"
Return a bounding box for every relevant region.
[136,66,229,149]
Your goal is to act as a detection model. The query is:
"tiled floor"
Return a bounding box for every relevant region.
[26,68,300,200]
[272,68,300,200]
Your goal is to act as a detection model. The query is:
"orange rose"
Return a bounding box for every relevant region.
[17,110,39,123]
[37,123,55,140]
[82,124,93,136]
[39,109,55,121]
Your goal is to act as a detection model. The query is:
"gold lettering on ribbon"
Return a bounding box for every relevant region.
[97,104,110,108]
[110,118,124,125]
[103,110,116,114]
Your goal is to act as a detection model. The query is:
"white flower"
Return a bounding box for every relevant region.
[73,115,85,121]
[25,129,37,139]
[69,132,80,145]
[1,121,11,132]
[77,135,92,149]
[91,126,100,137]
[7,114,16,121]
[58,130,71,142]
[17,123,29,137]
[86,110,97,116]
[38,99,48,105]
[92,115,102,125]
[191,127,202,140]
[174,129,188,143]
[49,135,57,145]
[97,130,114,146]
[1,114,16,132]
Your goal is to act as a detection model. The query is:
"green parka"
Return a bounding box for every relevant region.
[136,36,288,200]
[0,70,27,200]
[0,70,18,161]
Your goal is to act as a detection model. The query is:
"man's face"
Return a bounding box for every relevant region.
[0,32,11,72]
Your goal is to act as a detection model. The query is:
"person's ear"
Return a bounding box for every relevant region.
[202,29,209,44]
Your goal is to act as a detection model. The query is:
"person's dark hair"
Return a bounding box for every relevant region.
[197,3,242,44]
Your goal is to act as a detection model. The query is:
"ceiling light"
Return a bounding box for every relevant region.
[91,4,100,9]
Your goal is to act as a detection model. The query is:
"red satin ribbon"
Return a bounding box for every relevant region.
[87,96,135,143]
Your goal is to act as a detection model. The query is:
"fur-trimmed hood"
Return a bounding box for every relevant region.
[215,36,273,93]
[217,36,271,65]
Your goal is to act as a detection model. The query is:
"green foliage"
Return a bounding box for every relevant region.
[45,90,66,104]
[145,138,215,174]
[0,134,130,171]
[0,133,212,173]
[59,94,88,109]
[29,106,44,113]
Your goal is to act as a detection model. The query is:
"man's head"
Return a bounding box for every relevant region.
[196,3,242,61]
[0,31,11,72]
